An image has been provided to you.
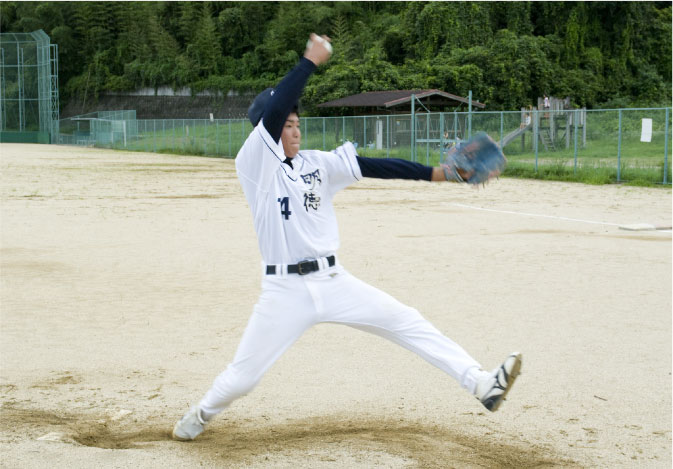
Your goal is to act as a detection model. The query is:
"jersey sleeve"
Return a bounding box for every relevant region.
[235,120,286,193]
[321,141,363,195]
[356,156,433,180]
[262,58,316,142]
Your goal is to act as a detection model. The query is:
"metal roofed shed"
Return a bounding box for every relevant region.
[316,89,485,162]
[317,89,485,115]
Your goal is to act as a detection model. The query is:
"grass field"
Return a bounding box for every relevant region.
[59,110,671,187]
[503,136,671,186]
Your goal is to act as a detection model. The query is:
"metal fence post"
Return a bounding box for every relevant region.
[153,120,156,152]
[342,116,345,144]
[440,112,444,160]
[426,113,430,165]
[534,110,539,171]
[411,94,415,162]
[573,109,579,175]
[18,47,24,131]
[215,120,219,155]
[499,111,503,148]
[322,117,326,150]
[617,109,622,182]
[386,115,390,158]
[664,107,670,184]
[468,90,472,140]
[363,116,366,151]
[228,120,232,156]
[145,121,149,152]
[453,110,458,142]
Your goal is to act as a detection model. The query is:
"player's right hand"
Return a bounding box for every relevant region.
[304,33,332,66]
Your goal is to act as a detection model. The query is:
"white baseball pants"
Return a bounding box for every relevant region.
[199,263,485,417]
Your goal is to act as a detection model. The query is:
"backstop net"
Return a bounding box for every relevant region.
[58,110,137,146]
[0,30,59,143]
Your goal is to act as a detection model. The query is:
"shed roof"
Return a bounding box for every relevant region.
[317,89,485,110]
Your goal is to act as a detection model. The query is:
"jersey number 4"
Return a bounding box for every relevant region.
[277,197,292,220]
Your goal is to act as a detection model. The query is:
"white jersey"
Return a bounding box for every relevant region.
[235,120,362,265]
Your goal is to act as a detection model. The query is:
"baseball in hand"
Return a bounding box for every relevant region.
[307,36,333,54]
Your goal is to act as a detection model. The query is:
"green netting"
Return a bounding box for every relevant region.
[0,30,59,141]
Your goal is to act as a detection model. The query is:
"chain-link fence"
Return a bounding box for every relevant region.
[58,111,137,145]
[0,30,59,143]
[57,107,671,184]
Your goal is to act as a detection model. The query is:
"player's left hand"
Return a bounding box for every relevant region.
[440,133,506,185]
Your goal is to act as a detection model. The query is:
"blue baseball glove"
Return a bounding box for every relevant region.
[441,133,506,185]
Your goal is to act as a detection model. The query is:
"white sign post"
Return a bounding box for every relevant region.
[641,118,652,142]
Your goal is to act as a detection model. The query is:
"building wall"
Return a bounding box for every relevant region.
[61,93,256,120]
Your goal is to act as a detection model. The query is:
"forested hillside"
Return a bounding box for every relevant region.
[1,1,670,113]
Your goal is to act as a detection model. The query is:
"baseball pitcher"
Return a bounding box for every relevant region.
[173,33,521,441]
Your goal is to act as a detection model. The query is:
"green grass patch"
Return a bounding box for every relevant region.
[504,160,670,187]
[83,124,671,187]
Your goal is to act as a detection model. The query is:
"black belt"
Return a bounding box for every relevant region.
[266,255,335,276]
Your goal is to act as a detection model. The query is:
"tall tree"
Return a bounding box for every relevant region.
[1,1,668,109]
[187,6,221,76]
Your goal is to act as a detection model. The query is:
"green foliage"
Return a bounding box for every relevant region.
[2,1,670,110]
[504,161,669,187]
[187,7,221,76]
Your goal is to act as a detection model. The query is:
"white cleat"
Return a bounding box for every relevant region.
[475,352,522,412]
[172,406,207,441]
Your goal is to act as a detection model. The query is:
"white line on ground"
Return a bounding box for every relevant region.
[447,203,672,232]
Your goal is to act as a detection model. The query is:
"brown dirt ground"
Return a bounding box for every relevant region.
[1,143,671,468]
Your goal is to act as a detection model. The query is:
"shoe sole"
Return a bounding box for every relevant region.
[172,422,198,441]
[172,426,190,441]
[489,352,522,412]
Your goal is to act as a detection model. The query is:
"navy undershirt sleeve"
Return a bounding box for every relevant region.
[356,156,433,181]
[263,57,317,143]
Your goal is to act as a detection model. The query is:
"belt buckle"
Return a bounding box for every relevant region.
[296,260,312,275]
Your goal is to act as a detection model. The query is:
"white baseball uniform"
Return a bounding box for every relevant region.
[197,121,487,417]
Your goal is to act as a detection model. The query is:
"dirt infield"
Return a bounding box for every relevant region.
[1,143,670,468]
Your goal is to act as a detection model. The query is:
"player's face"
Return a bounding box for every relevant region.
[281,113,301,158]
